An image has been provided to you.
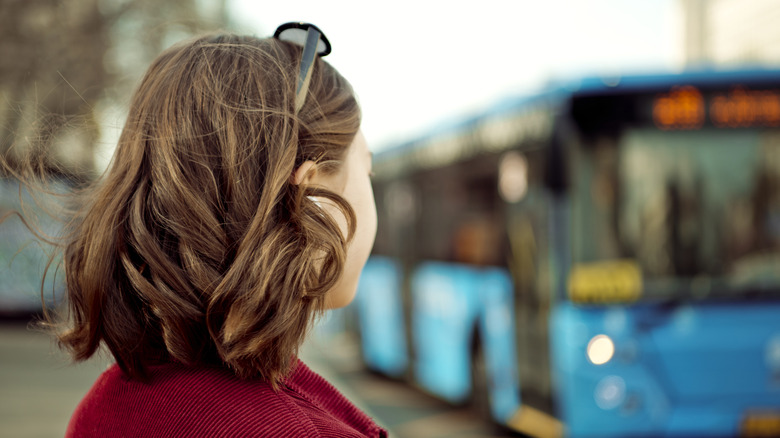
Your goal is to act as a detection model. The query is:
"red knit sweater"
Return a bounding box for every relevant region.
[66,359,387,437]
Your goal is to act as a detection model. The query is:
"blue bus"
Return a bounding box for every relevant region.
[0,179,66,316]
[354,68,780,437]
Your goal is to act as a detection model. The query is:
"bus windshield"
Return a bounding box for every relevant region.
[573,128,780,298]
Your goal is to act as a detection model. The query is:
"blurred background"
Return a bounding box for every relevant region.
[2,0,780,437]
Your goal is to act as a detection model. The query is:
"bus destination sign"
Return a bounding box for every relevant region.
[653,86,780,130]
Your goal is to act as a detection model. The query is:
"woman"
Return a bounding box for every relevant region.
[61,23,384,437]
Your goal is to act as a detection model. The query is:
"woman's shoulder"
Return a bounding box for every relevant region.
[284,360,387,438]
[67,360,386,437]
[66,361,311,437]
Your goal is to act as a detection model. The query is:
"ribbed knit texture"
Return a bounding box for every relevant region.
[66,359,387,437]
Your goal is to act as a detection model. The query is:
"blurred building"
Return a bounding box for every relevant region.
[681,0,780,66]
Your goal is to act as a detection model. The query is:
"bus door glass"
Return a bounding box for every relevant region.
[501,147,555,412]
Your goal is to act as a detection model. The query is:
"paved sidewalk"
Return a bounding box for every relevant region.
[0,322,111,438]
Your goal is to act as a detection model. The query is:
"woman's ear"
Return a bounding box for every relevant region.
[292,161,318,185]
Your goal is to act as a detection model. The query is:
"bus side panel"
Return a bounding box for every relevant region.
[478,267,522,422]
[412,262,481,403]
[0,180,65,315]
[355,256,408,377]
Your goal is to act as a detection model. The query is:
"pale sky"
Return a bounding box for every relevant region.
[229,1,679,151]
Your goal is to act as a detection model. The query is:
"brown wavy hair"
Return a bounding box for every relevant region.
[56,33,360,385]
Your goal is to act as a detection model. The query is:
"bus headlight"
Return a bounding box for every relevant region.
[587,334,615,365]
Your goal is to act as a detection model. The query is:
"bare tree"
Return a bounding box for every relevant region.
[0,0,230,179]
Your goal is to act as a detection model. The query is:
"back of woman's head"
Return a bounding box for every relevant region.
[60,33,361,384]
